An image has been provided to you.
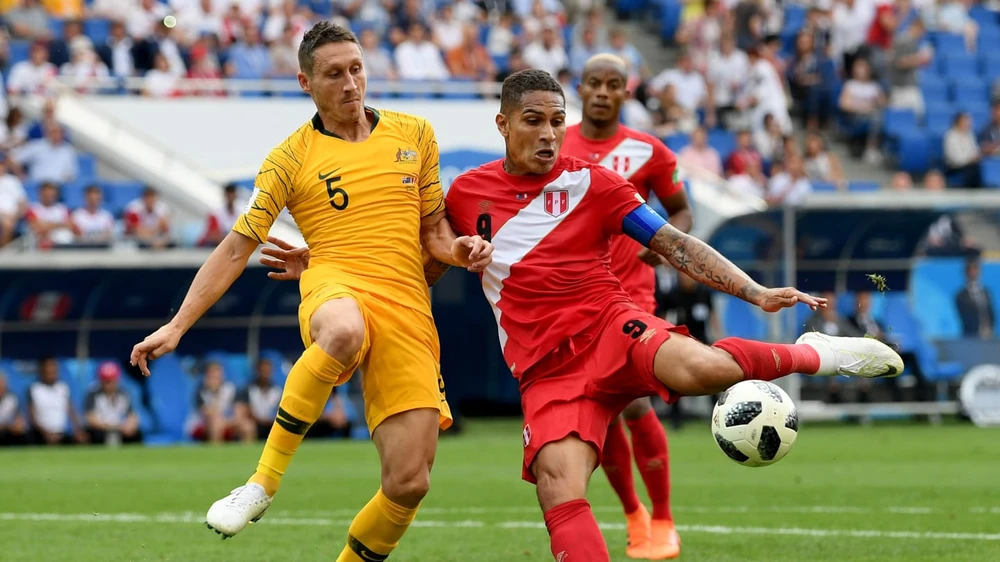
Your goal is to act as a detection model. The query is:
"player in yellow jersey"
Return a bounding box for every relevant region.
[129,21,493,561]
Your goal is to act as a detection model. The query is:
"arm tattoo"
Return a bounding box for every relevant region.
[648,225,765,305]
[424,258,452,287]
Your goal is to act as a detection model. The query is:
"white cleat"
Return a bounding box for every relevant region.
[796,331,904,378]
[204,483,272,539]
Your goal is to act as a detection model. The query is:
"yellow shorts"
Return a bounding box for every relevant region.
[297,271,452,433]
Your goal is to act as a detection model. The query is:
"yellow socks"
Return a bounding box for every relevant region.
[248,344,348,496]
[336,489,419,562]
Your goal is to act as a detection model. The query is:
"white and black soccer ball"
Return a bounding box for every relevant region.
[711,380,798,467]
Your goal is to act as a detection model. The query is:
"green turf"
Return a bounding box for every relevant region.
[0,420,998,561]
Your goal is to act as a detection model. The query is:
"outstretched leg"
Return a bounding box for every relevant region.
[534,436,610,562]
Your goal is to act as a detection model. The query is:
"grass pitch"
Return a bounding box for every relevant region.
[0,420,997,561]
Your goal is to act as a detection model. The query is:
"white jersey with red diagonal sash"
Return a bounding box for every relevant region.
[562,124,683,313]
[444,155,645,380]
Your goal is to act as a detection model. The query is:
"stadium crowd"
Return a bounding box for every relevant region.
[1,0,1000,251]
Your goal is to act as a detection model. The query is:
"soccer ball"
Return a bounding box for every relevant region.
[711,380,798,467]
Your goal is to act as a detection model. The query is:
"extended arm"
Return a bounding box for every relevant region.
[420,210,493,285]
[130,231,259,374]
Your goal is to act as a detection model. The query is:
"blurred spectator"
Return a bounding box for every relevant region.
[0,370,27,446]
[838,58,885,162]
[889,170,914,191]
[395,23,450,80]
[190,361,254,444]
[0,155,27,247]
[28,356,87,445]
[943,112,983,187]
[306,387,351,439]
[679,126,723,176]
[766,153,813,205]
[733,0,766,50]
[727,158,767,199]
[262,0,309,45]
[7,41,57,96]
[956,258,995,339]
[124,186,172,248]
[520,0,563,38]
[0,107,29,150]
[84,362,142,445]
[5,0,52,41]
[187,40,226,96]
[144,53,180,97]
[608,27,648,89]
[71,185,115,246]
[140,22,187,78]
[924,169,947,190]
[557,68,580,107]
[126,0,171,40]
[60,39,111,92]
[848,292,928,401]
[737,45,791,135]
[831,0,875,75]
[523,24,568,78]
[978,102,1000,157]
[13,122,78,184]
[176,0,225,46]
[91,0,140,22]
[48,19,85,68]
[804,292,863,335]
[753,112,784,161]
[270,25,303,77]
[496,47,530,83]
[726,129,762,176]
[97,21,136,79]
[787,31,829,130]
[446,23,497,81]
[568,25,603,78]
[888,17,931,116]
[675,0,727,74]
[359,29,397,80]
[226,25,272,78]
[199,183,240,247]
[572,7,608,48]
[451,0,484,22]
[235,358,282,440]
[219,4,251,46]
[707,34,750,129]
[648,51,711,125]
[433,4,465,52]
[486,12,517,57]
[804,133,846,187]
[931,0,978,52]
[651,83,696,136]
[396,0,432,33]
[25,182,74,248]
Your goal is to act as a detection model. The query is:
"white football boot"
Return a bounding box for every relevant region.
[796,332,904,378]
[204,483,272,539]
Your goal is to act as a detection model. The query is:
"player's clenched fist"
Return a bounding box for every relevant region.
[130,325,182,376]
[451,235,493,273]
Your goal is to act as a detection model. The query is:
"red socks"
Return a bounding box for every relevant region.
[543,499,609,562]
[626,410,672,521]
[713,337,821,381]
[600,422,641,515]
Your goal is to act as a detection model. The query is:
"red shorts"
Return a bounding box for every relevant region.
[519,301,690,483]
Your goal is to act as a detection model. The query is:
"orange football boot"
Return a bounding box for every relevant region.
[624,504,652,559]
[649,519,681,560]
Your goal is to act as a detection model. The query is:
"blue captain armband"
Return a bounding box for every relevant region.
[622,204,668,246]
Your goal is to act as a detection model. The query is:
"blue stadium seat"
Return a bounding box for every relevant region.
[658,0,683,44]
[491,54,510,73]
[22,180,41,202]
[60,180,88,210]
[882,108,918,138]
[942,58,978,80]
[932,32,967,57]
[924,104,956,136]
[981,57,1000,83]
[970,4,998,28]
[48,18,64,38]
[722,296,766,340]
[144,354,190,444]
[966,104,991,130]
[982,158,1000,188]
[203,351,251,389]
[104,181,144,216]
[920,79,949,106]
[811,181,838,192]
[707,129,736,162]
[895,130,933,175]
[848,181,880,192]
[77,153,97,179]
[663,133,689,153]
[950,77,988,105]
[8,40,30,66]
[83,19,111,45]
[977,26,1000,54]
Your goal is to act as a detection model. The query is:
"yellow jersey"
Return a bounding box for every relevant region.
[233,107,444,317]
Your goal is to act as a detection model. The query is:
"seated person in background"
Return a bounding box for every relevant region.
[943,112,983,188]
[70,184,115,246]
[956,258,995,339]
[803,293,870,403]
[838,58,885,163]
[13,122,78,184]
[235,358,282,440]
[189,361,254,444]
[124,186,172,249]
[0,154,28,247]
[199,183,241,247]
[765,153,813,206]
[28,356,87,445]
[847,292,928,401]
[306,385,352,440]
[0,371,27,445]
[83,362,142,444]
[26,181,74,249]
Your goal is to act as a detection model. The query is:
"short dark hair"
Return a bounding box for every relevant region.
[224,183,238,194]
[85,184,102,194]
[298,21,359,76]
[500,69,564,115]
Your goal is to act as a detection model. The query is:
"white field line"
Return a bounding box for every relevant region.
[270,505,997,517]
[1,512,999,542]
